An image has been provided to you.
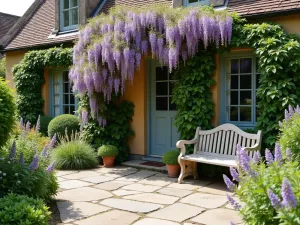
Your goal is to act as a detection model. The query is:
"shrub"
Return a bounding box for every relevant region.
[223,144,300,225]
[51,140,98,170]
[48,114,80,138]
[0,78,16,148]
[40,116,53,136]
[162,150,180,165]
[0,194,51,225]
[98,145,118,157]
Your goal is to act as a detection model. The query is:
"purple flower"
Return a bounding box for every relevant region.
[46,161,55,172]
[230,222,236,225]
[19,117,24,129]
[48,134,56,149]
[288,105,295,117]
[284,109,290,120]
[274,143,283,164]
[19,152,24,165]
[29,154,39,170]
[81,110,89,126]
[286,148,292,160]
[25,121,31,132]
[236,144,251,173]
[227,194,241,210]
[223,174,235,191]
[41,145,48,157]
[229,167,239,182]
[9,141,16,160]
[35,115,40,132]
[265,149,274,165]
[252,151,261,164]
[281,178,297,209]
[267,189,282,209]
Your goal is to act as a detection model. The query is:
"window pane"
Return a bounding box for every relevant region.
[240,75,252,89]
[64,94,69,104]
[169,97,176,111]
[169,81,175,95]
[240,107,252,122]
[70,94,75,104]
[54,94,60,104]
[70,106,75,114]
[230,91,238,105]
[63,0,69,9]
[156,97,168,110]
[230,107,238,121]
[63,71,69,81]
[230,75,238,89]
[64,83,69,93]
[156,82,168,96]
[64,106,70,114]
[240,58,252,73]
[71,0,78,7]
[54,106,60,117]
[156,67,168,81]
[231,59,239,74]
[240,91,252,105]
[54,84,60,94]
[188,0,198,3]
[71,8,78,25]
[64,11,70,27]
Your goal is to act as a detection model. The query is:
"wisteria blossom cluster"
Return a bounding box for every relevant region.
[70,6,233,121]
[282,104,300,122]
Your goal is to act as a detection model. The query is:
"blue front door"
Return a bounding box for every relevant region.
[149,60,180,157]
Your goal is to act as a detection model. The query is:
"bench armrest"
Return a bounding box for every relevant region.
[244,143,261,152]
[176,128,200,156]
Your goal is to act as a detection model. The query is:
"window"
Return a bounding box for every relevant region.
[184,0,226,7]
[220,54,260,128]
[50,70,78,117]
[60,0,79,31]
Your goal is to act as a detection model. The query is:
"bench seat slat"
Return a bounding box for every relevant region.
[181,154,237,167]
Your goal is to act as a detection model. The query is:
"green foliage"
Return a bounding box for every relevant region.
[51,140,98,170]
[173,51,215,144]
[0,78,16,148]
[83,100,134,164]
[12,47,73,123]
[162,150,180,165]
[40,116,53,136]
[48,114,80,138]
[0,194,51,225]
[0,57,5,78]
[98,145,118,157]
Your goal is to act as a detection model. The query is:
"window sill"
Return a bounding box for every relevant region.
[48,29,79,39]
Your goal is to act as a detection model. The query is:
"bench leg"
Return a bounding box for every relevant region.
[178,160,197,184]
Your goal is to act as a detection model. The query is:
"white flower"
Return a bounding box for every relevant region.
[0,171,2,174]
[7,161,10,164]
[15,173,18,176]
[3,173,6,176]
[16,180,21,184]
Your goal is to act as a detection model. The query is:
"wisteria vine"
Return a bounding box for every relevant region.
[70,6,233,123]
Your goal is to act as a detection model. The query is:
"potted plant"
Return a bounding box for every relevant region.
[98,145,118,167]
[162,150,180,178]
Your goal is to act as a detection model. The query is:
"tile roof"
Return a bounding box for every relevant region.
[0,13,20,42]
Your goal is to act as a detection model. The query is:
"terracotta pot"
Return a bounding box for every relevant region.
[102,156,116,168]
[166,164,180,178]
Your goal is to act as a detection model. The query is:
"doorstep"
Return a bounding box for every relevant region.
[121,160,168,173]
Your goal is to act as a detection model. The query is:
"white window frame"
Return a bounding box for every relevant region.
[60,0,79,32]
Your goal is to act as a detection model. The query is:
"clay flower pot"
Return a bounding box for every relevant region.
[166,164,180,178]
[102,156,116,168]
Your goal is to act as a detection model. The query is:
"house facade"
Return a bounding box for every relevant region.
[4,0,300,160]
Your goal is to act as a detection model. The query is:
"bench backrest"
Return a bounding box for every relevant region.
[194,124,262,159]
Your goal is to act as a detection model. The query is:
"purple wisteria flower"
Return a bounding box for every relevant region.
[19,152,24,165]
[48,134,57,149]
[265,149,274,165]
[236,144,251,173]
[267,189,282,210]
[227,194,242,210]
[223,174,235,191]
[281,178,297,209]
[29,154,39,170]
[41,145,48,157]
[284,109,290,121]
[229,167,239,182]
[9,141,16,160]
[81,110,89,126]
[252,151,261,164]
[285,148,292,161]
[35,115,40,132]
[46,161,55,172]
[25,121,31,132]
[274,143,282,164]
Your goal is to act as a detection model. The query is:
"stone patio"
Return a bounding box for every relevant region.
[55,166,242,225]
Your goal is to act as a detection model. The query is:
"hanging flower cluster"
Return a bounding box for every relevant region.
[70,6,233,121]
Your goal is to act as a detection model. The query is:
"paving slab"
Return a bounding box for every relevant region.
[124,193,179,205]
[138,176,176,187]
[133,218,180,225]
[93,181,133,191]
[62,171,100,180]
[100,198,162,213]
[93,166,138,174]
[102,170,139,178]
[180,193,228,209]
[116,170,157,182]
[198,181,233,196]
[59,180,91,190]
[147,203,204,222]
[57,177,66,182]
[167,180,211,190]
[112,190,141,196]
[74,209,139,225]
[80,175,114,184]
[56,170,78,177]
[56,201,110,223]
[190,208,242,225]
[56,187,113,202]
[157,187,193,198]
[121,183,162,193]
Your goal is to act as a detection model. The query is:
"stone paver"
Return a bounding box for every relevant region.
[167,180,211,191]
[113,190,141,196]
[138,176,176,187]
[56,187,113,202]
[62,171,100,180]
[56,170,78,177]
[124,193,179,205]
[133,218,180,225]
[116,170,157,182]
[93,181,133,191]
[147,203,204,222]
[56,201,110,223]
[59,180,91,189]
[198,182,232,196]
[57,177,66,182]
[121,183,162,193]
[190,208,242,225]
[157,187,193,198]
[74,210,139,225]
[100,198,162,213]
[180,193,228,209]
[80,175,114,184]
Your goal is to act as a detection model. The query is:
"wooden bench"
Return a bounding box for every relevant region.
[176,123,262,184]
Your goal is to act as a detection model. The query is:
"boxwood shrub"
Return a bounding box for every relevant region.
[162,150,180,165]
[48,114,80,138]
[98,145,118,157]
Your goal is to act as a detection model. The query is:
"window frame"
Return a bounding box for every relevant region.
[220,52,259,128]
[49,69,78,117]
[60,0,79,32]
[184,0,210,7]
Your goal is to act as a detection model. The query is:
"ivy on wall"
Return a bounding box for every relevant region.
[12,47,73,123]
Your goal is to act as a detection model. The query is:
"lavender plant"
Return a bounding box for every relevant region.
[224,144,300,225]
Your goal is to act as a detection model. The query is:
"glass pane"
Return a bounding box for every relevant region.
[240,58,252,73]
[72,8,78,25]
[54,106,60,117]
[169,81,175,95]
[156,82,168,96]
[240,107,252,121]
[70,94,75,104]
[71,0,78,7]
[230,91,238,105]
[231,59,239,74]
[64,11,70,27]
[70,106,75,114]
[156,67,168,81]
[240,91,252,105]
[188,0,198,3]
[54,84,60,94]
[64,83,69,93]
[240,75,252,89]
[169,97,176,111]
[64,94,69,104]
[63,71,69,81]
[256,73,260,88]
[230,107,238,121]
[63,0,69,9]
[64,106,70,114]
[54,73,60,82]
[169,71,175,80]
[230,75,238,89]
[156,97,168,110]
[54,94,60,104]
